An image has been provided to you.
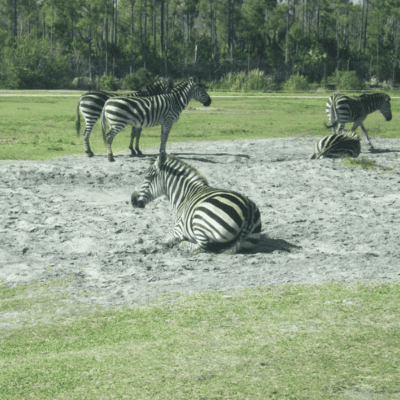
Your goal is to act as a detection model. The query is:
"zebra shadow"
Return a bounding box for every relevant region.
[367,148,400,154]
[172,152,251,164]
[172,152,250,159]
[250,234,302,254]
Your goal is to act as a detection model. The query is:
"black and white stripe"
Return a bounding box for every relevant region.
[325,92,392,148]
[131,152,261,254]
[311,131,361,159]
[76,78,172,157]
[101,77,212,162]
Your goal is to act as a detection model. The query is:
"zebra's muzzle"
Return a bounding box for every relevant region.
[131,194,145,209]
[203,97,212,107]
[386,115,393,121]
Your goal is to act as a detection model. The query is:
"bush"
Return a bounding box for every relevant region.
[71,77,95,90]
[282,75,309,91]
[2,36,71,89]
[328,71,364,90]
[100,73,119,91]
[122,68,155,90]
[209,70,277,92]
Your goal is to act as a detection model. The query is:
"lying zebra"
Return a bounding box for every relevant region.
[325,92,392,148]
[131,152,261,254]
[311,131,361,159]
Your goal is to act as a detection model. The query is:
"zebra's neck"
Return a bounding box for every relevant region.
[168,181,206,215]
[361,94,384,113]
[170,81,194,108]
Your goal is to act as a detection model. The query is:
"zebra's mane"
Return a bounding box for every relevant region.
[337,131,361,141]
[359,92,390,102]
[150,154,209,185]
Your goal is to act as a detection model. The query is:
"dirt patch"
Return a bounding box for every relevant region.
[1,137,400,306]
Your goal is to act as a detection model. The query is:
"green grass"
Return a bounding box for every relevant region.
[341,156,398,171]
[1,92,399,160]
[1,92,400,398]
[1,280,400,399]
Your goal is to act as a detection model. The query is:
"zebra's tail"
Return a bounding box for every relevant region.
[76,100,81,137]
[324,120,338,130]
[101,108,107,146]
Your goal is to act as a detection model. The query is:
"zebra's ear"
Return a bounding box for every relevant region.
[385,94,391,101]
[156,151,167,169]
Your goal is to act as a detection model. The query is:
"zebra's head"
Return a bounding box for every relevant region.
[379,94,392,122]
[177,77,212,107]
[131,152,168,209]
[193,78,212,107]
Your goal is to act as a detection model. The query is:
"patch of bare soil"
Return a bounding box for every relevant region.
[1,137,400,307]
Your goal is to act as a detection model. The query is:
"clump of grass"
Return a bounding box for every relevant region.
[209,69,277,92]
[341,156,396,171]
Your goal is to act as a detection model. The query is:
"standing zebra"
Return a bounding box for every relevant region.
[325,92,392,148]
[76,78,172,157]
[131,152,261,254]
[311,131,361,159]
[101,77,212,162]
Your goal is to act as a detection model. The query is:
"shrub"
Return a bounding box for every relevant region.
[209,70,276,92]
[71,77,95,90]
[328,71,364,90]
[122,68,155,90]
[2,36,71,89]
[282,75,309,91]
[100,73,119,91]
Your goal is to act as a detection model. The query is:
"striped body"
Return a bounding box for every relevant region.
[101,78,212,162]
[76,78,172,157]
[311,131,361,159]
[131,153,261,254]
[325,92,392,148]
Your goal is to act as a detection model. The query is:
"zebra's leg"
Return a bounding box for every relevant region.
[358,123,374,148]
[336,123,345,135]
[83,126,95,157]
[159,125,172,154]
[129,127,143,157]
[105,129,118,162]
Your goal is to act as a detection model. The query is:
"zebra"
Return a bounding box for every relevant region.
[76,78,173,157]
[325,92,392,148]
[311,131,361,159]
[131,152,261,254]
[101,77,212,162]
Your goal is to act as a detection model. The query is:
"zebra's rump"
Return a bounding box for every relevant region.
[189,190,261,253]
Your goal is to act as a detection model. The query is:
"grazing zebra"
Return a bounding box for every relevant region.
[325,92,392,148]
[76,78,173,157]
[311,131,361,159]
[101,77,212,162]
[131,152,261,254]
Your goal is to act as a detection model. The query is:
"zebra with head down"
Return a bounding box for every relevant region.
[311,131,361,159]
[131,152,261,254]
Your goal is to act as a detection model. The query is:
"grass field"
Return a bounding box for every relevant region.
[0,91,398,161]
[1,91,400,399]
[1,280,400,399]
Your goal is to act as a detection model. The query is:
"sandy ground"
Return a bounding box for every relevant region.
[1,137,400,307]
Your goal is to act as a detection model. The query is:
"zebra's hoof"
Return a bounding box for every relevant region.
[108,156,115,162]
[86,152,94,158]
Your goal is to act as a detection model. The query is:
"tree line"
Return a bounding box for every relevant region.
[0,0,399,89]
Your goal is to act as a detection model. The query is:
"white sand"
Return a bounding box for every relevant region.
[1,137,400,307]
